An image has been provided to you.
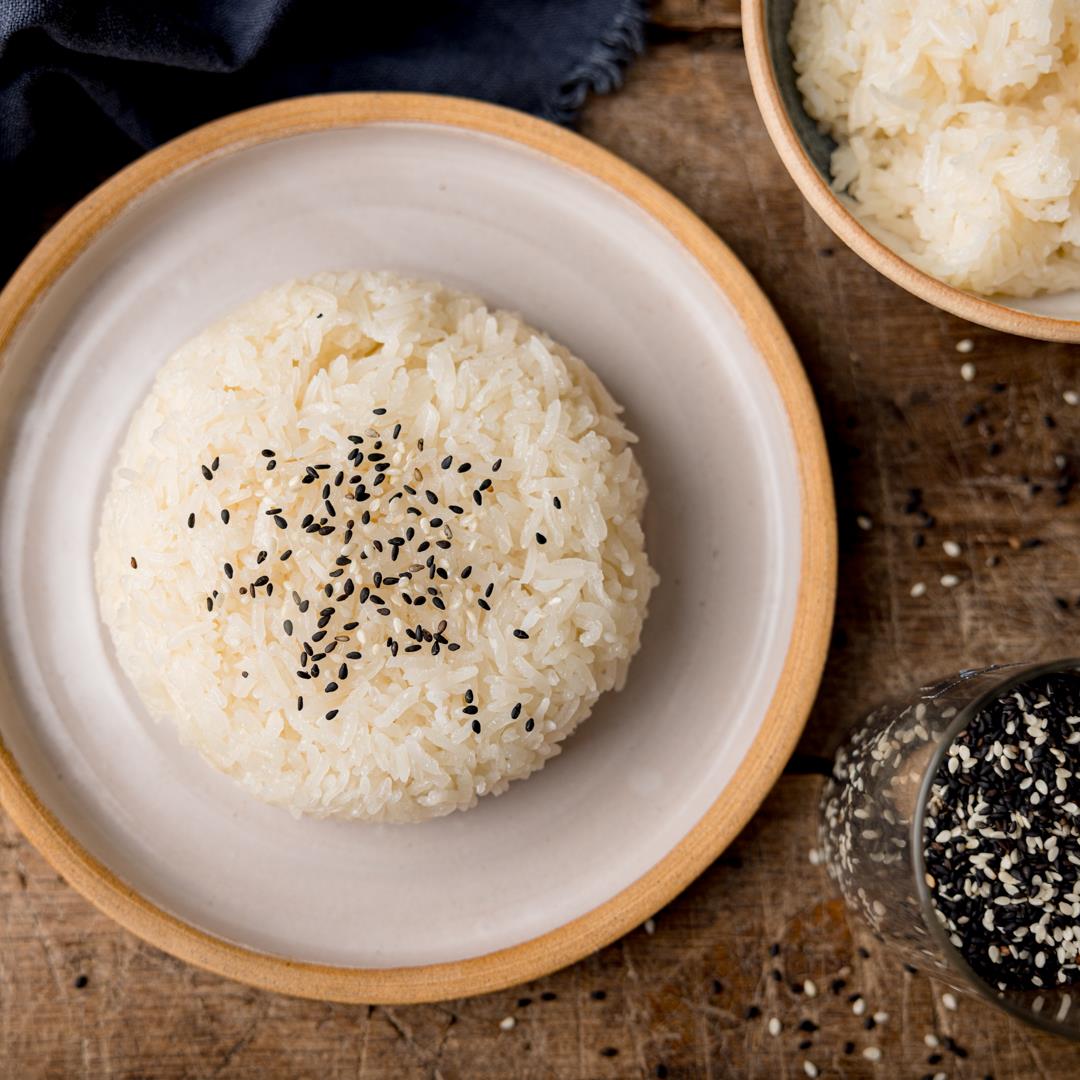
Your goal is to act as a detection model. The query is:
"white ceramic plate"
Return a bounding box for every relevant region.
[0,95,834,1002]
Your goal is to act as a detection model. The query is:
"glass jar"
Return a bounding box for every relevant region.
[821,659,1080,1038]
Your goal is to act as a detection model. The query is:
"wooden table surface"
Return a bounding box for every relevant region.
[5,1,1080,1075]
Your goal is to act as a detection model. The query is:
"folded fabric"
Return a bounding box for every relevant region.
[1,0,645,279]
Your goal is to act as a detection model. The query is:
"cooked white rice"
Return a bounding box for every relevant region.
[790,0,1080,296]
[95,271,656,823]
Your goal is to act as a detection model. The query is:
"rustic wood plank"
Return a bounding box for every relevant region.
[3,777,1077,1076]
[651,0,742,30]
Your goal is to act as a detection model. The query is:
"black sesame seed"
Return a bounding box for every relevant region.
[536,532,547,545]
[511,703,522,719]
[211,456,220,471]
[373,407,387,415]
[188,513,196,529]
[257,550,268,564]
[425,490,438,505]
[201,464,213,481]
[553,496,561,509]
[325,709,339,720]
[220,509,230,524]
[284,620,293,636]
[471,719,481,734]
[477,598,491,611]
[513,629,529,639]
[525,717,535,732]
[448,504,464,514]
[479,478,491,491]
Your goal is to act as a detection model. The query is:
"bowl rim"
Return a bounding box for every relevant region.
[0,91,837,1004]
[741,0,1080,344]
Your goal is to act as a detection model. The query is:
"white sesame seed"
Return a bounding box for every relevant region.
[643,918,656,935]
[853,998,867,1016]
[956,338,974,354]
[803,1061,819,1079]
[804,979,818,998]
[934,1073,947,1080]
[910,581,927,598]
[940,574,960,588]
[768,1017,781,1036]
[960,361,976,381]
[942,992,958,1011]
[1065,390,1079,406]
[808,847,822,866]
[499,1016,516,1031]
[863,1047,882,1062]
[857,515,873,531]
[873,1011,888,1024]
[942,540,961,558]
[924,1033,940,1048]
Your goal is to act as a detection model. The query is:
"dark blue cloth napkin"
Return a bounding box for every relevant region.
[1,0,645,279]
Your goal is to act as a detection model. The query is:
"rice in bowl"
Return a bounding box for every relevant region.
[95,271,657,823]
[790,0,1080,297]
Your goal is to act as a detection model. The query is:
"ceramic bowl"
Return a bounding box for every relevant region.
[0,93,835,1003]
[743,0,1080,342]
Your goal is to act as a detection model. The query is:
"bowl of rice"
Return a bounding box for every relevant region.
[744,0,1080,341]
[0,94,835,1002]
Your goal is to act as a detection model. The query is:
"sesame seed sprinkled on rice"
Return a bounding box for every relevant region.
[95,271,657,823]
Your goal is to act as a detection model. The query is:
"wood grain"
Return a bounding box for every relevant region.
[3,4,1080,1074]
[3,777,1077,1077]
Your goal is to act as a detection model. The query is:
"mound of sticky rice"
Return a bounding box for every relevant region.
[790,0,1080,296]
[95,271,656,823]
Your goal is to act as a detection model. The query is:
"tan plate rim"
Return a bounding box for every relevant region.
[0,92,837,1004]
[741,0,1080,344]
